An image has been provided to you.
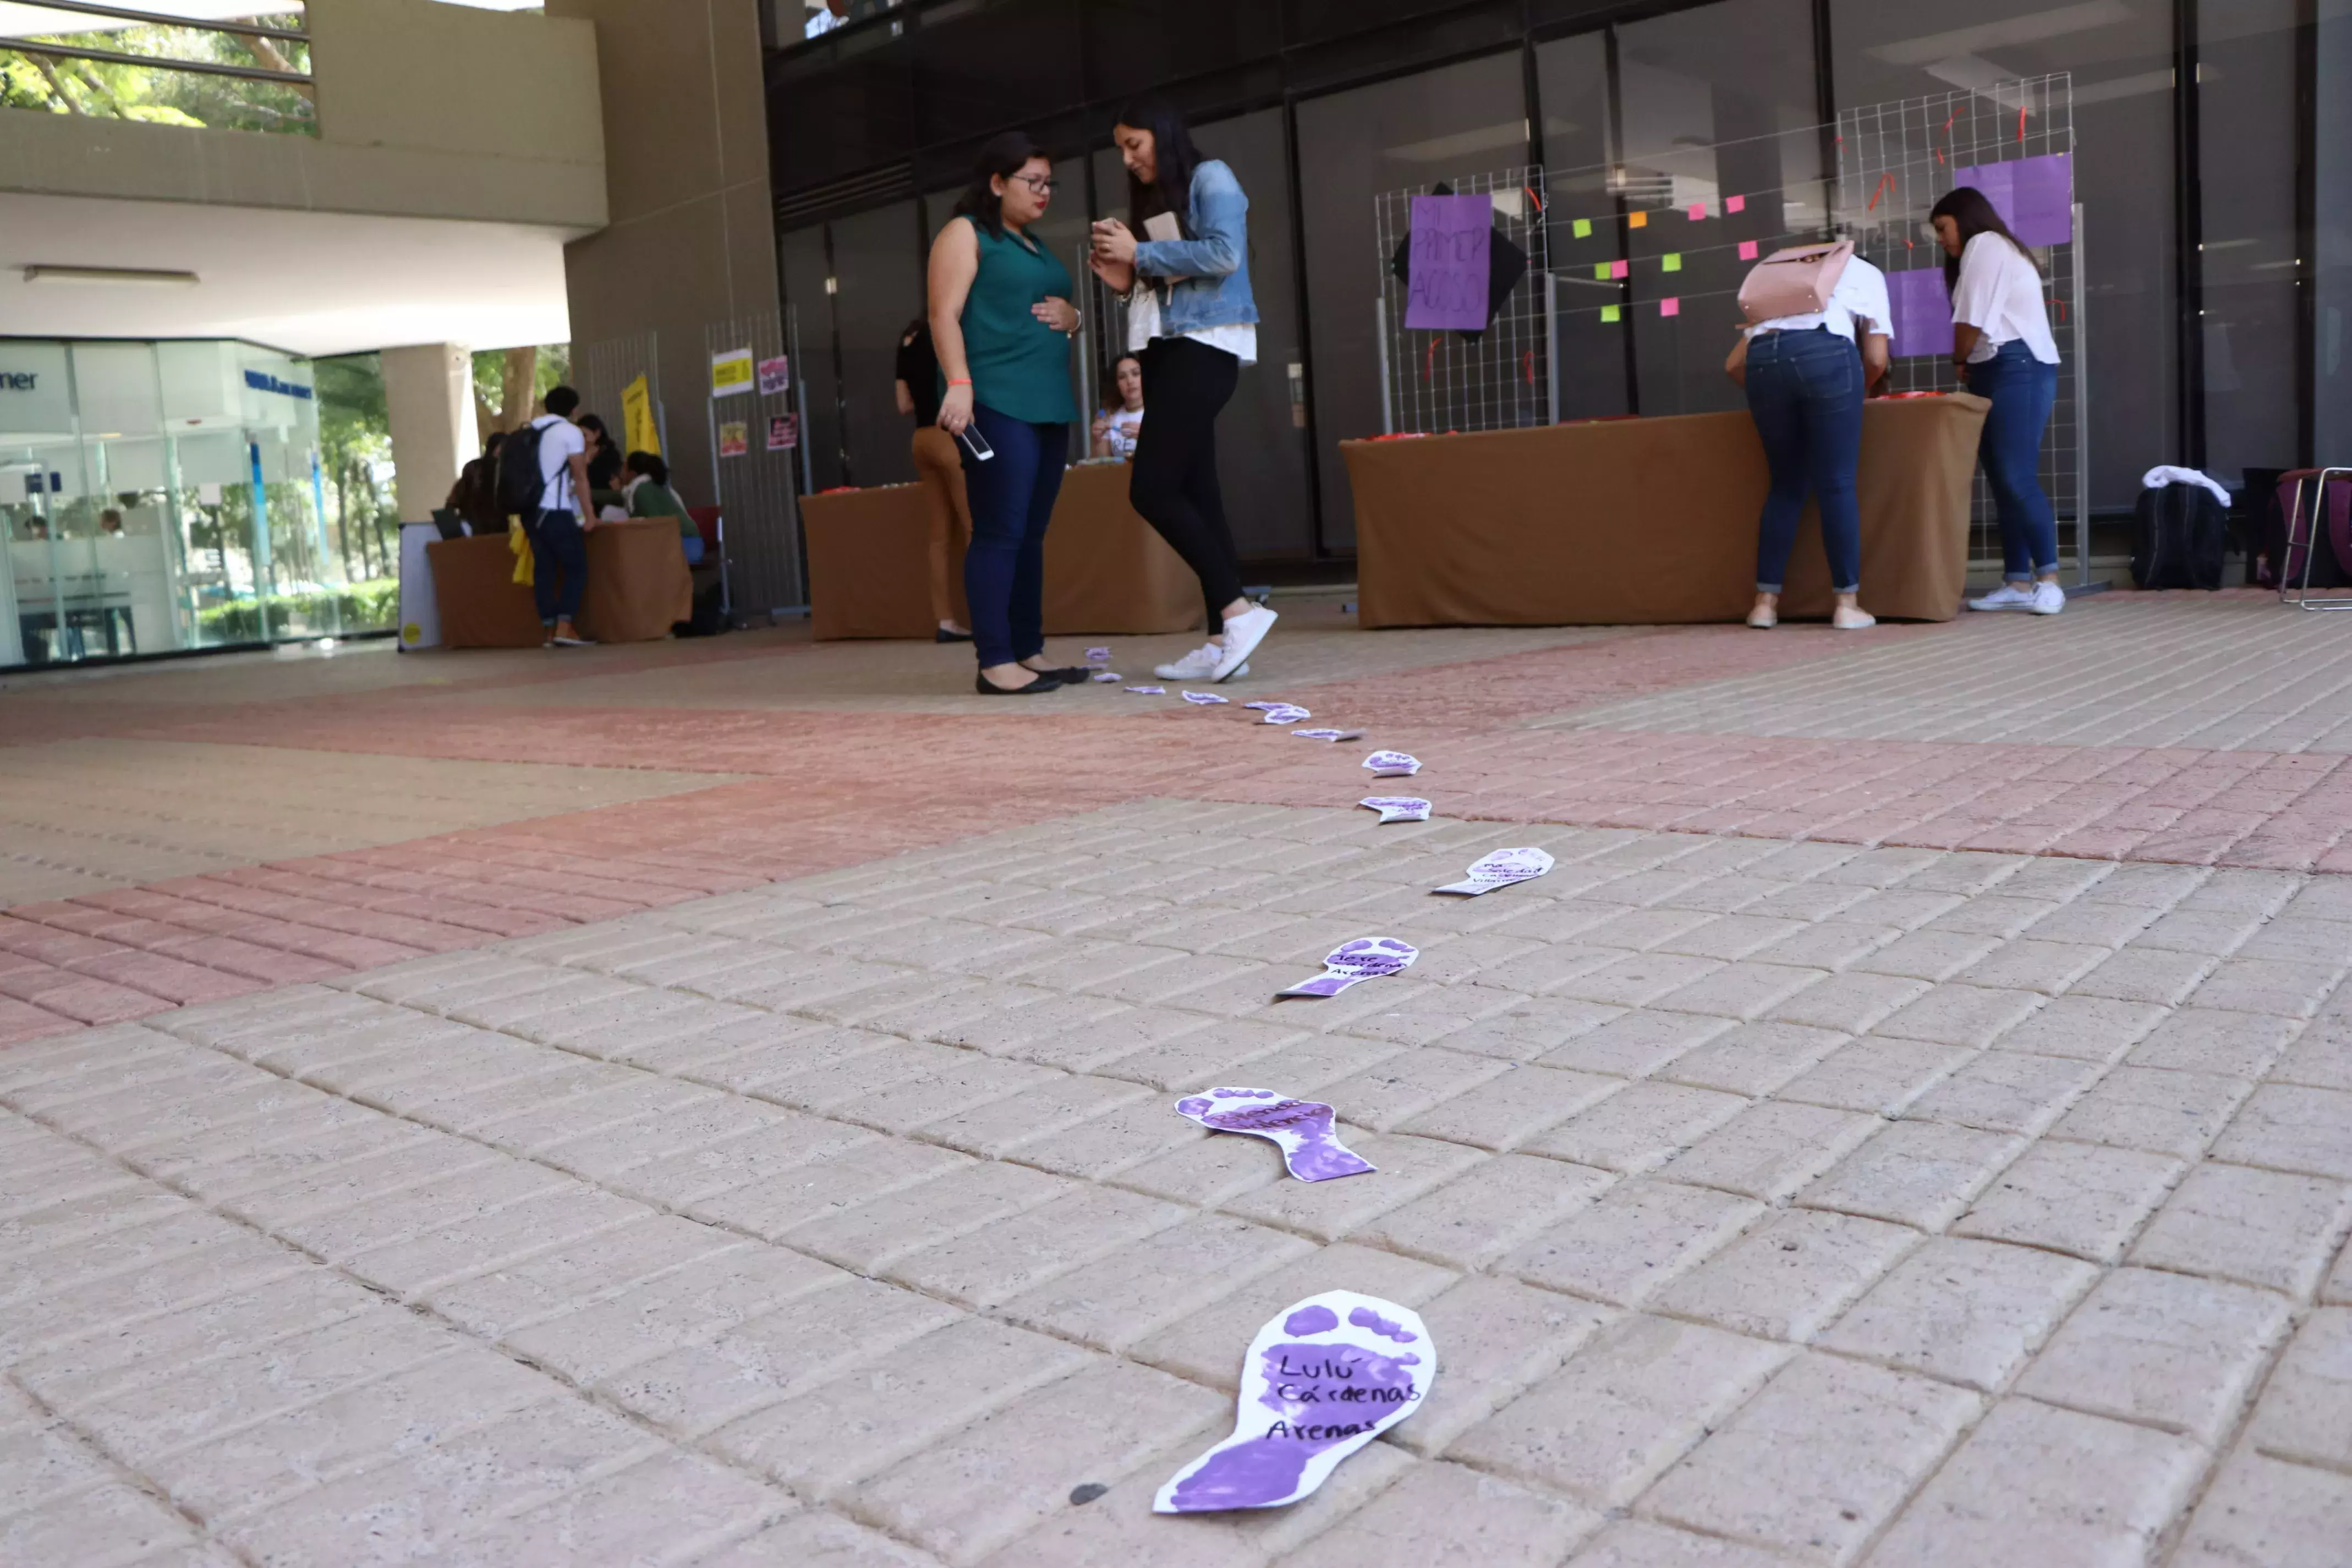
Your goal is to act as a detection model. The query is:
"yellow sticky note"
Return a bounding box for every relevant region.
[1594,263,1610,280]
[1628,210,1648,229]
[1663,253,1682,272]
[1572,217,1593,238]
[1600,304,1621,322]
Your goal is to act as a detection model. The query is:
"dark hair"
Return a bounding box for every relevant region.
[1929,185,2036,299]
[576,412,607,438]
[1115,94,1204,238]
[484,429,506,456]
[953,130,1049,239]
[543,384,580,418]
[626,450,668,485]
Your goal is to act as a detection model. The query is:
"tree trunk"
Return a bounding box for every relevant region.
[497,347,539,434]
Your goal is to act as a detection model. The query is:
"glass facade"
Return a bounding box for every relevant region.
[0,337,372,672]
[771,0,2343,558]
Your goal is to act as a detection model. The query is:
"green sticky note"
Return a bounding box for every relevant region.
[1572,217,1593,238]
[1594,262,1610,280]
[1663,253,1682,272]
[1600,304,1621,323]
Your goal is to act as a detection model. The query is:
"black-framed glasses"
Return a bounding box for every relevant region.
[1012,174,1060,194]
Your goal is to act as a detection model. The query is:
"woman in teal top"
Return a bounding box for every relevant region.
[928,130,1082,695]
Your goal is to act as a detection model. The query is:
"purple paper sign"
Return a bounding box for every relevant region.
[1278,936,1418,998]
[1952,152,2073,246]
[1173,1087,1375,1182]
[1404,194,1493,332]
[1886,268,1955,360]
[1155,1290,1433,1513]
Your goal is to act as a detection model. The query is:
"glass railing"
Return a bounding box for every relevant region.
[0,2,312,136]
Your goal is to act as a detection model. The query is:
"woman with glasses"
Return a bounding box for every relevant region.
[1089,95,1274,685]
[928,131,1086,694]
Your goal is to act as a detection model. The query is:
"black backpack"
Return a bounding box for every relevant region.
[2131,482,2228,590]
[495,420,550,518]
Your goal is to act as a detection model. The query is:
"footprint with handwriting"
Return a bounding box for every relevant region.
[1175,1087,1374,1182]
[1155,1291,1435,1512]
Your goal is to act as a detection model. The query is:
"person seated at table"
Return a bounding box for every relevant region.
[1090,354,1146,458]
[19,518,47,541]
[624,451,703,564]
[98,508,124,536]
[579,414,628,520]
[446,431,508,534]
[1725,244,1890,631]
[896,315,973,643]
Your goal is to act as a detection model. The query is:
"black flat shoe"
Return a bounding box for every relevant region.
[975,671,1063,695]
[1024,666,1092,684]
[936,628,973,643]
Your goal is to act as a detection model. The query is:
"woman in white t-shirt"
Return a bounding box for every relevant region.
[1932,186,2065,615]
[1091,354,1145,458]
[1725,246,1891,631]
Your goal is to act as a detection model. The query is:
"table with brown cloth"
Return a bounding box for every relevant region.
[802,460,1203,640]
[1342,392,1992,627]
[426,518,693,648]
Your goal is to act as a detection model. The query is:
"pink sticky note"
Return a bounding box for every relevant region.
[1660,298,1680,317]
[1739,239,1759,261]
[1726,195,1746,213]
[1687,201,1707,221]
[1609,259,1628,279]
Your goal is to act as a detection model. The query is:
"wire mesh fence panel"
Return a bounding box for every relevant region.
[574,333,665,458]
[704,312,806,618]
[1372,167,1554,437]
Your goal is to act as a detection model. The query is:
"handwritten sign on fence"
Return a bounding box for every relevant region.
[1405,194,1492,332]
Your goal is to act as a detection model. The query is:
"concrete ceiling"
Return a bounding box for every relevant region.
[0,190,577,355]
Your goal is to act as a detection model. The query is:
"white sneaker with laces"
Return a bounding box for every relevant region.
[2030,580,2066,615]
[1213,605,1278,682]
[1968,583,2037,612]
[1154,642,1223,680]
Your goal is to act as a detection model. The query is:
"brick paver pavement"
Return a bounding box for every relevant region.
[3,591,2351,1566]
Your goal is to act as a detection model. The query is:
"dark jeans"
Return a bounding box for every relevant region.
[1966,339,2060,580]
[1132,335,1244,628]
[960,403,1067,668]
[1745,327,1863,594]
[525,507,588,624]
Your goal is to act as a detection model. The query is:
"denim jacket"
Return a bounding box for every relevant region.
[1132,158,1259,332]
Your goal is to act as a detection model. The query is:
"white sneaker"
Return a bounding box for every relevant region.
[1832,604,1876,630]
[1967,583,2037,612]
[1154,642,1222,680]
[2030,581,2066,615]
[1213,605,1278,682]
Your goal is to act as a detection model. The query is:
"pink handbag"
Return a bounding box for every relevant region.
[1738,242,1854,324]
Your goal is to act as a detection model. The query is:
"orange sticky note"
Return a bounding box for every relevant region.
[1739,240,1759,260]
[1627,210,1648,229]
[1726,195,1746,213]
[1660,297,1680,317]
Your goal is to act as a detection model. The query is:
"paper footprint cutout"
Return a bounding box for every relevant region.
[1363,750,1421,777]
[1091,671,1121,682]
[1434,846,1554,896]
[1291,728,1363,742]
[1182,690,1231,705]
[1359,796,1431,825]
[1126,685,1166,694]
[1276,937,1417,998]
[1260,705,1311,724]
[1174,1087,1375,1181]
[1085,646,1112,665]
[1154,1290,1434,1513]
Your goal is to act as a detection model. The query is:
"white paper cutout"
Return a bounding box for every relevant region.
[1092,671,1122,682]
[1174,1087,1375,1181]
[1127,685,1166,695]
[1154,1290,1434,1514]
[1434,846,1554,896]
[1277,937,1418,998]
[1085,646,1112,666]
[1358,796,1432,824]
[1182,690,1231,705]
[1258,705,1312,725]
[1291,728,1364,742]
[1363,750,1421,777]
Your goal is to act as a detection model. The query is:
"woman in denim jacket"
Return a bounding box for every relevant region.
[1090,96,1276,684]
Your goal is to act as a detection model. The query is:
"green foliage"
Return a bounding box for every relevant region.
[2,21,315,137]
[196,580,399,644]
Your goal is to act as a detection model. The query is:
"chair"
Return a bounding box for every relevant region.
[687,505,729,623]
[2279,468,2352,611]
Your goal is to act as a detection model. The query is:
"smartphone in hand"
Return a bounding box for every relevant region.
[957,424,995,462]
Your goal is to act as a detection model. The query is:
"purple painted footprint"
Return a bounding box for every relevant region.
[1275,936,1418,999]
[1154,1290,1435,1513]
[1433,846,1554,896]
[1174,1087,1375,1181]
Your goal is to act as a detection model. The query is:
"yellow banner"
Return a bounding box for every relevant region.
[621,374,660,457]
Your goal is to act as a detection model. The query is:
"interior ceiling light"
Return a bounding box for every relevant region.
[23,265,200,287]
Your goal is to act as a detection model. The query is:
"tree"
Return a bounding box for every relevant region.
[313,353,395,584]
[2,20,314,135]
[471,344,573,437]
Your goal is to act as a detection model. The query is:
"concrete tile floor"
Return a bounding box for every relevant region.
[1,591,2350,1566]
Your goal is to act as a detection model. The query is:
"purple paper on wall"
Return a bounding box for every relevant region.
[1886,268,1955,360]
[1154,1290,1433,1513]
[1404,194,1493,331]
[1952,152,2073,246]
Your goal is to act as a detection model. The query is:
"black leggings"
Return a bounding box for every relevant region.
[1131,336,1243,628]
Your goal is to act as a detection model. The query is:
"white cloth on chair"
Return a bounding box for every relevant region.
[2141,466,2233,507]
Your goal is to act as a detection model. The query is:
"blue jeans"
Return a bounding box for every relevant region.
[960,403,1067,668]
[525,507,587,623]
[1967,340,2059,580]
[681,534,705,565]
[1745,328,1863,594]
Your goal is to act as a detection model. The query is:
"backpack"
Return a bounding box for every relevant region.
[1739,242,1854,324]
[496,419,551,518]
[2131,482,2229,590]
